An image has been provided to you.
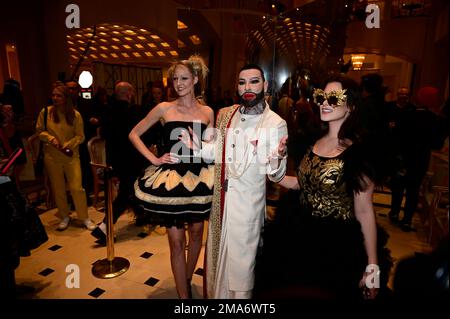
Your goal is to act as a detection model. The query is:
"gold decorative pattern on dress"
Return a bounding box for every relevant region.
[142,165,161,186]
[135,181,212,205]
[318,159,344,186]
[200,165,215,189]
[152,169,170,189]
[298,153,311,176]
[182,171,197,192]
[166,170,181,191]
[142,166,215,191]
[298,151,354,220]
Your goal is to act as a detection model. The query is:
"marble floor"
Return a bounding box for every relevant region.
[14,186,433,300]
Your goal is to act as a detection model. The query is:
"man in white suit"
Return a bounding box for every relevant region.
[182,64,288,298]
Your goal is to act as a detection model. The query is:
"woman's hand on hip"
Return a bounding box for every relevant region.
[153,153,179,166]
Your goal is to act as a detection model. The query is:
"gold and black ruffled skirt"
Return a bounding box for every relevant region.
[134,162,214,228]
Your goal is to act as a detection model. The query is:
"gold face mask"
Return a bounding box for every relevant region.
[313,88,347,107]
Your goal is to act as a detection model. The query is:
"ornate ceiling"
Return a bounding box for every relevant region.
[245,0,355,75]
[67,23,179,65]
[67,0,357,74]
[246,17,331,67]
[66,21,208,66]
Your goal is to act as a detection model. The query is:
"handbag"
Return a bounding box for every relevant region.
[35,106,48,176]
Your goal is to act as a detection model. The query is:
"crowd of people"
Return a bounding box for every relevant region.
[0,57,448,300]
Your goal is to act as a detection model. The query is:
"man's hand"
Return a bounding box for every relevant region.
[277,135,288,157]
[178,127,201,151]
[267,135,288,166]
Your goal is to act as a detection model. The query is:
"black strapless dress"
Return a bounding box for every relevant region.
[134,121,213,228]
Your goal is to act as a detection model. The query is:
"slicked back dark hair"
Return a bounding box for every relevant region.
[239,64,265,82]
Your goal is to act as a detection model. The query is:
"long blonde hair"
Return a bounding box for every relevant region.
[51,85,76,125]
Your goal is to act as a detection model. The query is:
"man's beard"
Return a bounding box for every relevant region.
[237,90,265,108]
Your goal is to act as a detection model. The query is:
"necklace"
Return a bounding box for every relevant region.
[226,105,268,179]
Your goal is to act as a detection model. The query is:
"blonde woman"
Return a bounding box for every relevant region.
[36,85,95,231]
[129,55,214,299]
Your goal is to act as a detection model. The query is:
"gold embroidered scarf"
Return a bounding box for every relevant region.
[205,104,239,298]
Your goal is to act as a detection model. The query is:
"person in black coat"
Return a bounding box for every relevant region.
[386,87,415,221]
[388,87,448,231]
[91,82,147,244]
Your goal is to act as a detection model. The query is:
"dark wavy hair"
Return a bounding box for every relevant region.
[317,76,364,148]
[316,76,383,192]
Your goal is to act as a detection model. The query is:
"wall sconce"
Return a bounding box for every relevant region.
[351,55,365,70]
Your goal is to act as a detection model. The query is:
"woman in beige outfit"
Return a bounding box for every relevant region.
[36,85,95,231]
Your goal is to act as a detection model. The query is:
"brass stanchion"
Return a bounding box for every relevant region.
[92,166,130,278]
